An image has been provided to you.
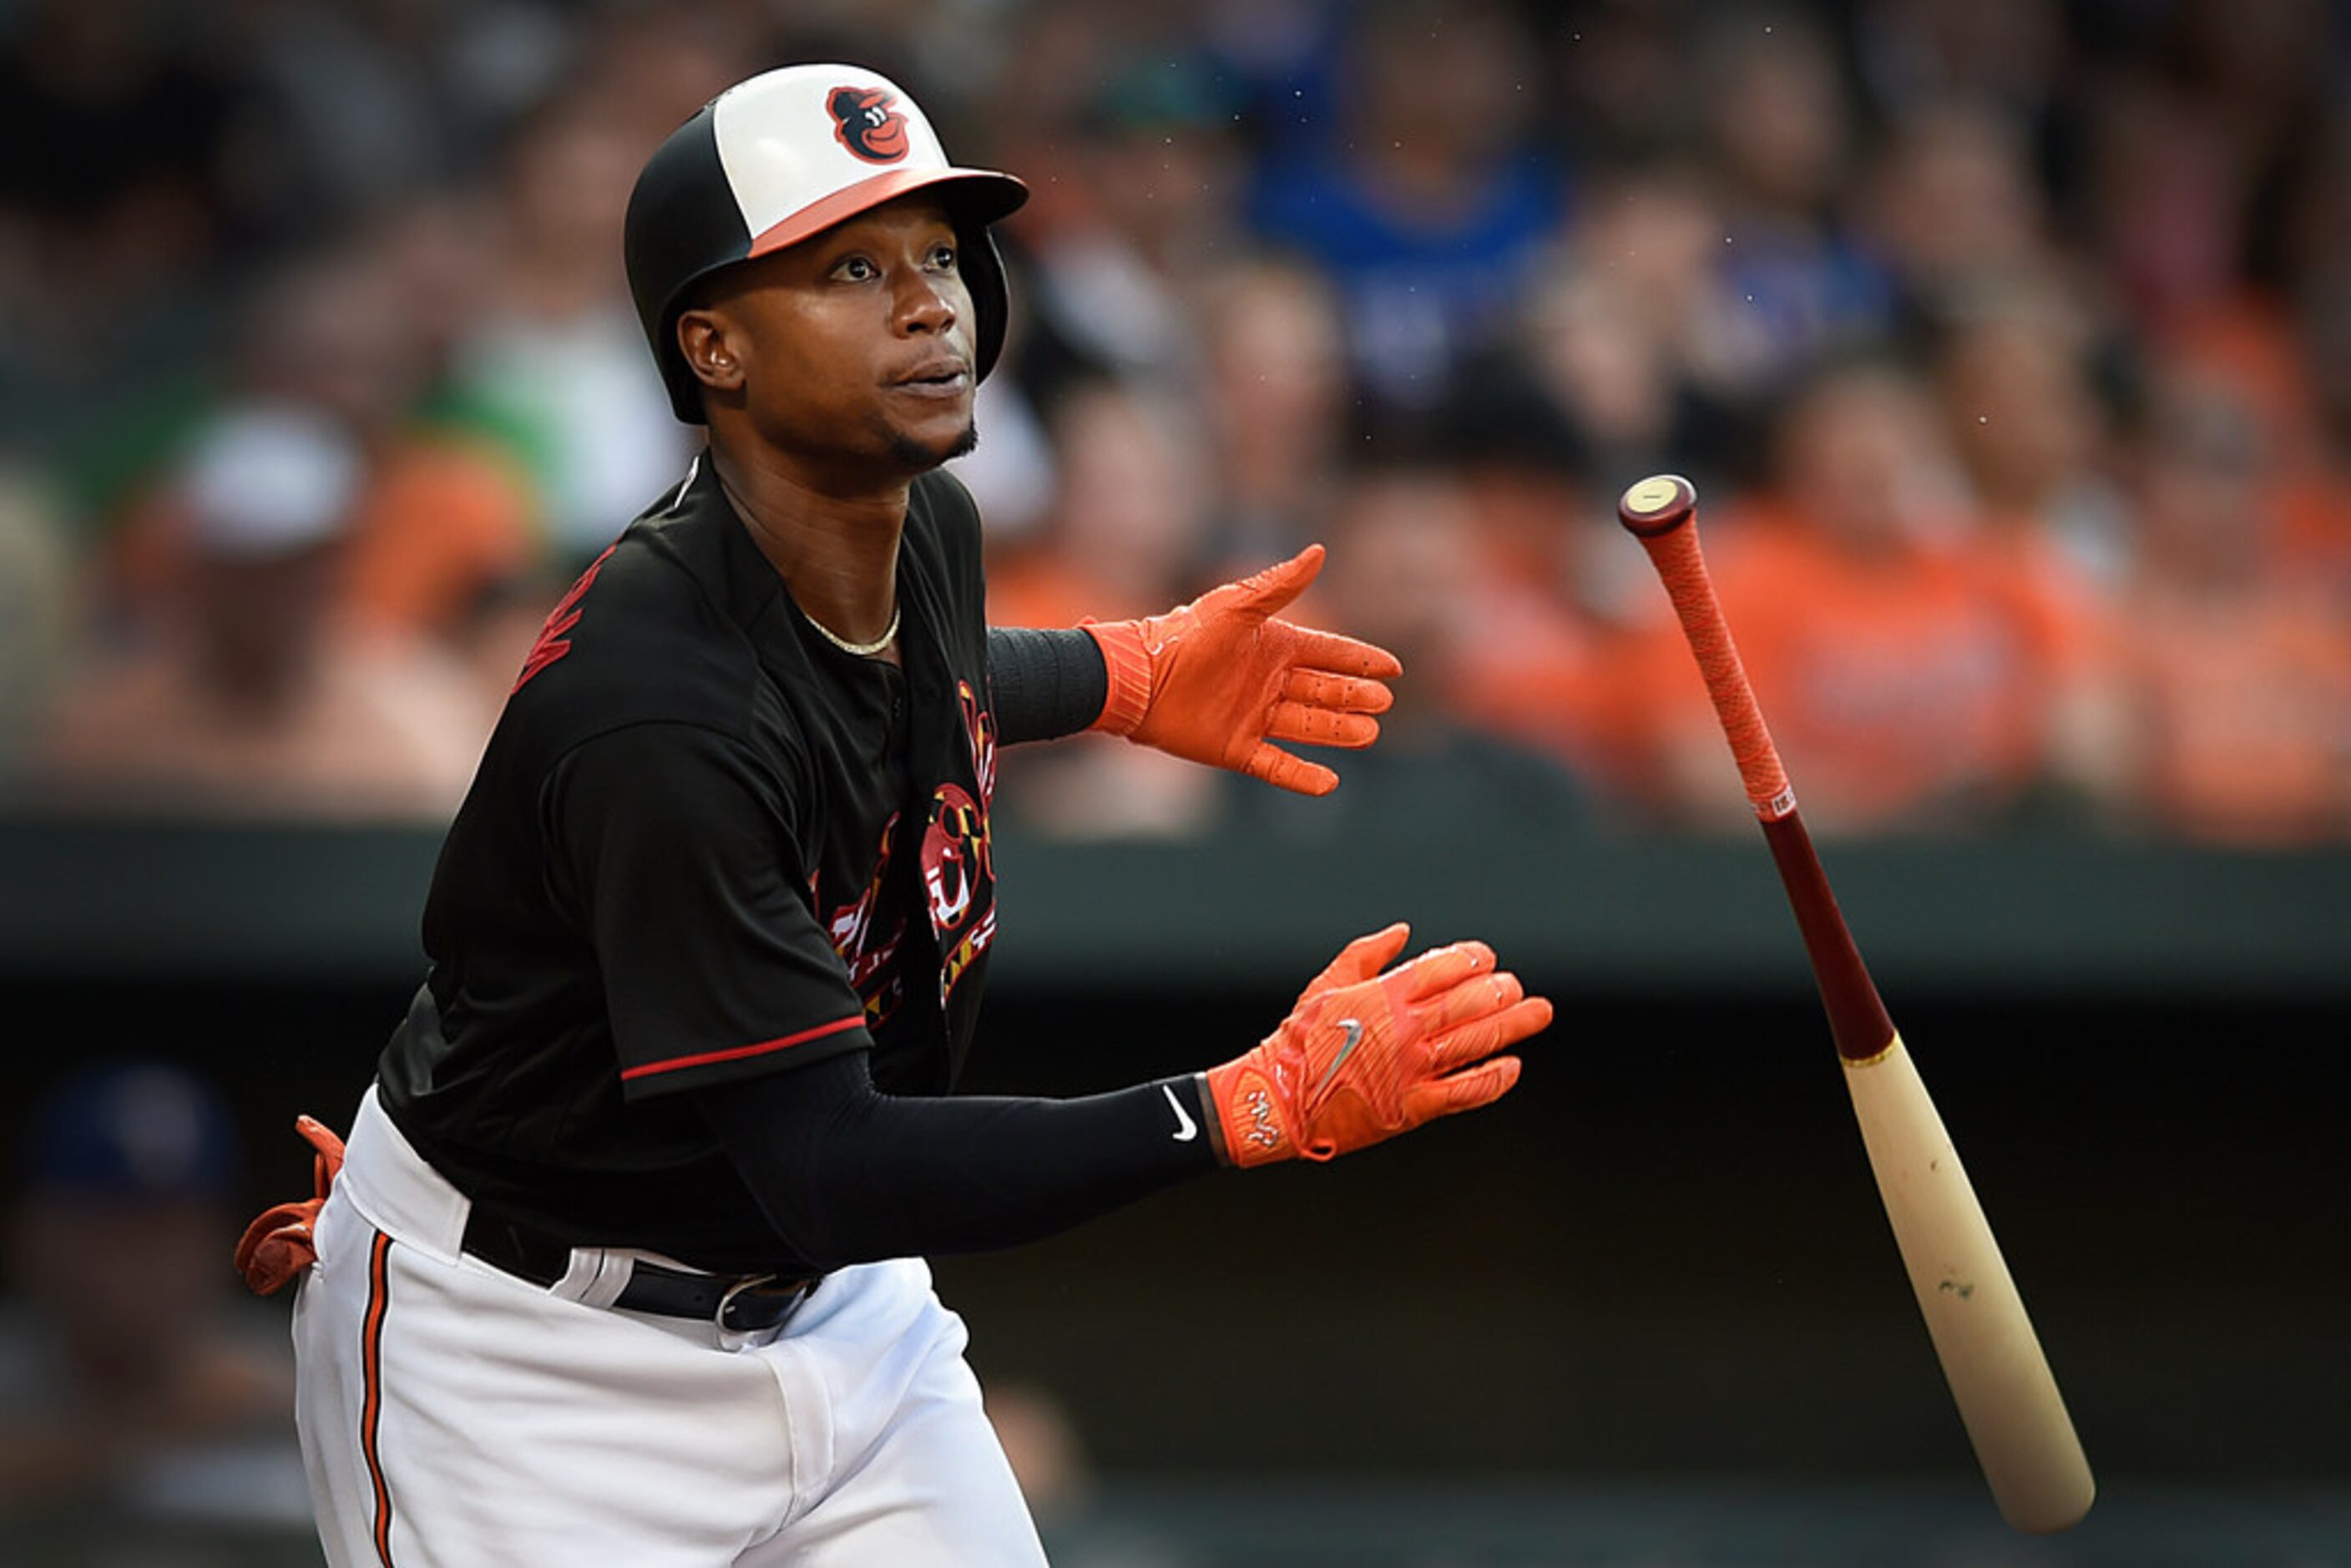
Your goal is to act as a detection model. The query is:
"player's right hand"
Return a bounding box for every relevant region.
[1201,926,1552,1167]
[1083,545,1400,797]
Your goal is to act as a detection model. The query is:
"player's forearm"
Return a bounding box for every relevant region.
[984,626,1108,744]
[697,1051,1214,1271]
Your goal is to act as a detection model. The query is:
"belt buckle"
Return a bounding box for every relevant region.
[716,1272,789,1333]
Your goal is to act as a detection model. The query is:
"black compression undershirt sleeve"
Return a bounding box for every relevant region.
[985,626,1109,745]
[695,1051,1217,1272]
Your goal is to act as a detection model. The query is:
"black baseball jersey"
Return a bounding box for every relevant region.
[377,455,1001,1272]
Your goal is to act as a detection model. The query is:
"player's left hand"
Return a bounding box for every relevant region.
[1201,927,1553,1167]
[1084,545,1401,796]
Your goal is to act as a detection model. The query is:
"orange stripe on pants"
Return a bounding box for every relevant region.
[361,1231,397,1565]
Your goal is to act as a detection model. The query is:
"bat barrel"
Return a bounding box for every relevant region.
[1844,1039,2097,1532]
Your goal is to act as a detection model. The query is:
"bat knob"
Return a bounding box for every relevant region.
[1617,474,1697,538]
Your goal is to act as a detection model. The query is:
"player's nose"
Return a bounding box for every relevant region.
[895,269,957,336]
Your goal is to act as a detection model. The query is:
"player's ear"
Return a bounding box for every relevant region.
[676,309,746,400]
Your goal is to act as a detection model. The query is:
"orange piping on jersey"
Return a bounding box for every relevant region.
[619,1014,866,1081]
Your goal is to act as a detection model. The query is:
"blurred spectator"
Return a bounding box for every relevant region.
[1236,463,1587,839]
[1853,0,2073,127]
[1538,1,1691,164]
[1193,0,1349,129]
[1639,357,2086,833]
[988,378,1212,627]
[1935,296,2134,593]
[0,0,247,268]
[1246,0,1565,413]
[1695,12,1894,399]
[2074,0,2336,343]
[34,404,491,818]
[2087,73,2228,333]
[989,379,1221,838]
[242,0,487,224]
[2283,110,2351,462]
[1518,266,1683,481]
[94,240,542,653]
[1196,256,1351,573]
[1489,254,1737,506]
[941,11,1201,539]
[2081,68,2242,333]
[944,372,1060,546]
[1489,257,1762,751]
[0,1063,304,1534]
[1565,161,1761,467]
[372,185,503,405]
[0,0,257,455]
[1862,97,2073,339]
[2105,370,2351,843]
[444,89,692,565]
[984,1379,1095,1535]
[1432,217,1737,797]
[2274,109,2351,601]
[1004,45,1249,391]
[278,243,541,645]
[0,469,74,777]
[1434,457,1647,802]
[2144,98,2351,614]
[568,1,749,154]
[2157,296,2351,617]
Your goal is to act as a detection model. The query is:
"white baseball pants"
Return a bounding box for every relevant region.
[291,1086,1048,1566]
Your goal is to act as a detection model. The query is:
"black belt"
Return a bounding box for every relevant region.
[460,1206,817,1333]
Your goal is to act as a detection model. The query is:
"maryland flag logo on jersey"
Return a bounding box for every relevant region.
[924,680,998,1004]
[820,812,908,1029]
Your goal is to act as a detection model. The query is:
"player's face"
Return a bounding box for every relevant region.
[690,197,978,481]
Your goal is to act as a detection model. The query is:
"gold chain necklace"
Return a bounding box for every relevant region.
[801,601,900,657]
[711,463,901,658]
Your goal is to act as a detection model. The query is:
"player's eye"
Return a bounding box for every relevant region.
[927,242,958,272]
[831,255,878,282]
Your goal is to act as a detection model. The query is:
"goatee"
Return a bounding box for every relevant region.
[892,419,979,472]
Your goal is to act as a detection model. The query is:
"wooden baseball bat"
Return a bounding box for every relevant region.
[1615,473,2094,1533]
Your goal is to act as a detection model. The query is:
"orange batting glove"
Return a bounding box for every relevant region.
[1201,925,1554,1167]
[234,1115,346,1296]
[1084,545,1402,797]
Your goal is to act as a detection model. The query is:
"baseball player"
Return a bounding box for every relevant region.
[236,64,1553,1566]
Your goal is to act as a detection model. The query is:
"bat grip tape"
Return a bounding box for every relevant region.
[1639,526,1794,819]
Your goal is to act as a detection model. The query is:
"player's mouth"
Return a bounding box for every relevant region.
[889,357,971,398]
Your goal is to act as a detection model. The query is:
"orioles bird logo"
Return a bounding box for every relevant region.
[828,85,911,164]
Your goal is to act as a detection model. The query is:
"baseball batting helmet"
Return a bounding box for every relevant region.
[624,64,1029,424]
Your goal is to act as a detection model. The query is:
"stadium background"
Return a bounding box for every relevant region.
[0,0,2344,1562]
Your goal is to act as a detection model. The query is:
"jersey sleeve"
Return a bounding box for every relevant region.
[549,720,872,1101]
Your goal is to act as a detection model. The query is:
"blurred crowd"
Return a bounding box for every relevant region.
[0,0,2347,842]
[0,1061,308,1557]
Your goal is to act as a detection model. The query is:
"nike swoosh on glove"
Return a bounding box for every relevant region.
[1201,925,1553,1166]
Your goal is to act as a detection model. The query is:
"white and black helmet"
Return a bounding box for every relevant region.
[624,64,1029,424]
